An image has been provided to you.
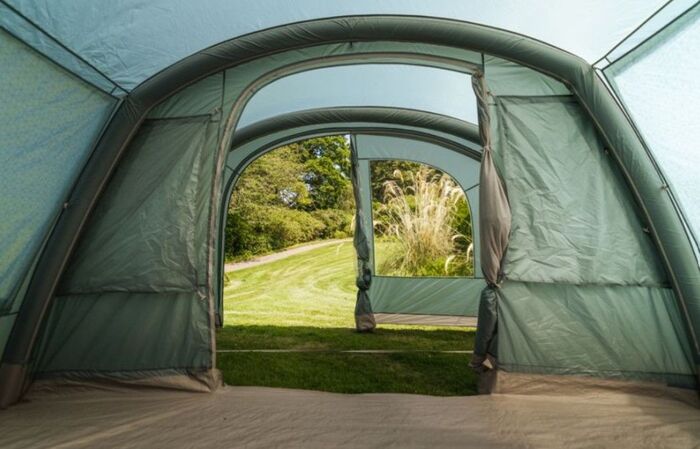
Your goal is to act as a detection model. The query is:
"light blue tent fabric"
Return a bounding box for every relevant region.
[0,29,114,320]
[0,3,123,94]
[3,0,665,90]
[599,0,698,63]
[605,4,700,245]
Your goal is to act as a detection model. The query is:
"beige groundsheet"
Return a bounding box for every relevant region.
[1,385,699,449]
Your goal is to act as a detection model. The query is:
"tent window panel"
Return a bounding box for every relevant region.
[605,5,700,254]
[58,118,218,294]
[493,96,667,285]
[370,160,474,278]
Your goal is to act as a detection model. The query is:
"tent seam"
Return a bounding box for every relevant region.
[0,0,126,94]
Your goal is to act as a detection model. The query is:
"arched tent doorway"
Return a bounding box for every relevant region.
[1,11,698,409]
[218,106,482,327]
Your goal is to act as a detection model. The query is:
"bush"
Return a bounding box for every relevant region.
[225,205,325,260]
[375,166,473,277]
[311,209,353,239]
[265,207,325,249]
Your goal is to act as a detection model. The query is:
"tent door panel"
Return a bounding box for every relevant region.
[352,133,484,324]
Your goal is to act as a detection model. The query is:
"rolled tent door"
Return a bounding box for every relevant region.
[350,135,376,331]
[470,72,510,368]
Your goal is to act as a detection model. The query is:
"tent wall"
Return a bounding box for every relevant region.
[495,96,666,285]
[486,87,695,386]
[33,116,219,384]
[0,16,697,403]
[0,29,115,362]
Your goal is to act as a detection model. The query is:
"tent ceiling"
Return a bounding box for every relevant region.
[3,0,668,90]
[239,64,477,128]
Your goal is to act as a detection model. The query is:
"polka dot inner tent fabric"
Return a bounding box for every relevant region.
[0,0,698,429]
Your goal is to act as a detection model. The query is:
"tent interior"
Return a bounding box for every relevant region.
[1,1,699,447]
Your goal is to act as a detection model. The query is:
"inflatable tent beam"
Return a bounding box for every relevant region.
[229,107,481,153]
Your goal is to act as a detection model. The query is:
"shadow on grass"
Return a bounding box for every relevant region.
[218,352,478,396]
[217,324,475,351]
[216,324,477,395]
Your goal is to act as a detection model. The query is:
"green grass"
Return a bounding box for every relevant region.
[217,240,477,395]
[218,353,478,395]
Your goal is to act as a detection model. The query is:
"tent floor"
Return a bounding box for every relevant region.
[1,386,699,448]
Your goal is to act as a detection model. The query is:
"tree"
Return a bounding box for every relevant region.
[225,135,354,260]
[230,146,310,210]
[294,136,353,210]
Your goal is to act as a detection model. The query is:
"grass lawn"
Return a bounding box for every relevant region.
[217,240,477,395]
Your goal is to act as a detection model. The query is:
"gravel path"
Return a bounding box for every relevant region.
[224,238,351,272]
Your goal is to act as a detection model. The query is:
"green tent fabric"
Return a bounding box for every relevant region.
[493,96,666,285]
[0,3,698,410]
[35,117,218,381]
